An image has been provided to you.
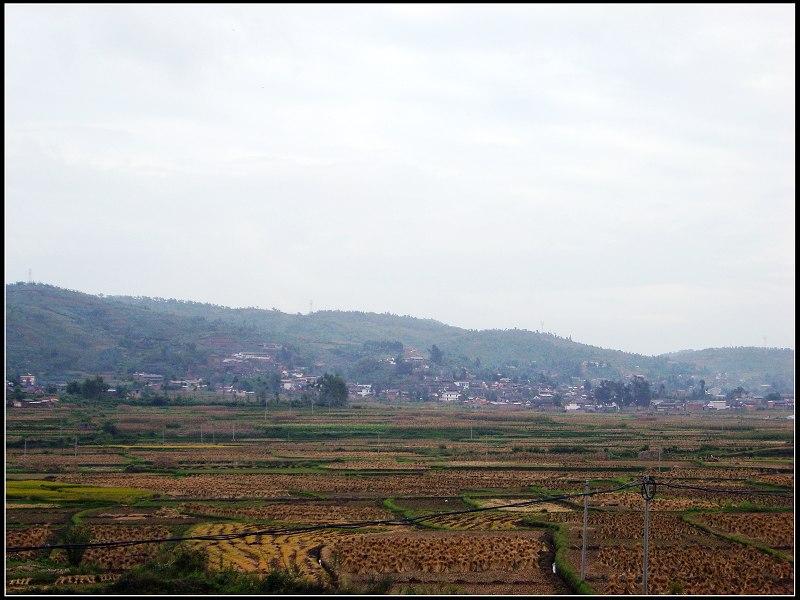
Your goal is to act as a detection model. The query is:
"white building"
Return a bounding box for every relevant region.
[564,402,581,412]
[706,400,729,410]
[440,391,461,402]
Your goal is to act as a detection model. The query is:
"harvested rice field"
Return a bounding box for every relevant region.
[5,402,793,594]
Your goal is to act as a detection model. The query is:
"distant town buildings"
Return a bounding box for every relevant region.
[8,341,794,416]
[706,400,729,410]
[133,372,164,383]
[440,391,461,402]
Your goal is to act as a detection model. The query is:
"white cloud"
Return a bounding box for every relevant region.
[4,4,794,354]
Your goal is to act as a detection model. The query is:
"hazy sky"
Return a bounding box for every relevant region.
[5,4,795,355]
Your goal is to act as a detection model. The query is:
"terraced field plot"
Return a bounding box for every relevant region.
[81,525,171,570]
[186,523,363,586]
[575,543,793,595]
[180,501,392,524]
[694,511,794,549]
[326,530,567,594]
[5,402,794,595]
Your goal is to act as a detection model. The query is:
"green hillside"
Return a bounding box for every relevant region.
[5,283,794,392]
[666,347,795,392]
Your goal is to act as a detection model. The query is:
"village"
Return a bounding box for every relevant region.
[6,342,795,415]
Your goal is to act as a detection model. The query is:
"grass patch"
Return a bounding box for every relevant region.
[742,479,794,492]
[522,517,594,594]
[6,480,152,504]
[460,495,482,509]
[381,498,449,530]
[287,490,327,500]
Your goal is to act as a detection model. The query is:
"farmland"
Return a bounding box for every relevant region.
[5,400,794,594]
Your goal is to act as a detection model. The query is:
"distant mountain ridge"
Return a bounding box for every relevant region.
[5,283,794,392]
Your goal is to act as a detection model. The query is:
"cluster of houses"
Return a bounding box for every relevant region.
[7,395,59,408]
[217,343,284,375]
[360,373,795,414]
[7,348,795,416]
[6,373,60,407]
[669,395,795,412]
[6,373,40,390]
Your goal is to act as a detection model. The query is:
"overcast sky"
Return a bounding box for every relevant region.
[5,4,795,355]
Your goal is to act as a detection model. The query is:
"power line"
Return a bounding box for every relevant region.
[658,481,793,495]
[7,482,638,553]
[8,478,791,554]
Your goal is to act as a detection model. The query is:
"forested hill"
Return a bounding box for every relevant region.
[665,348,795,389]
[5,283,794,391]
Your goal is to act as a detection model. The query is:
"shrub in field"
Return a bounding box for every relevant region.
[259,569,327,594]
[151,455,179,470]
[63,525,91,566]
[668,580,685,594]
[109,545,330,594]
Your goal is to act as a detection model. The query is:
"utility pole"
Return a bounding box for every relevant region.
[74,435,78,458]
[641,476,656,595]
[162,424,166,446]
[232,422,236,442]
[24,438,27,456]
[200,424,204,444]
[211,421,215,444]
[581,480,590,580]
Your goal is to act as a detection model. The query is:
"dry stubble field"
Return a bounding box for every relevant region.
[6,402,794,594]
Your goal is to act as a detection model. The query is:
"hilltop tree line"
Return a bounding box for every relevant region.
[7,284,794,394]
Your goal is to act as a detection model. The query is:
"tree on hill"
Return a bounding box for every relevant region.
[315,373,348,407]
[394,355,413,375]
[630,376,652,407]
[81,375,110,399]
[726,386,746,400]
[429,344,444,365]
[66,376,109,400]
[695,379,706,399]
[267,372,282,403]
[593,380,615,404]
